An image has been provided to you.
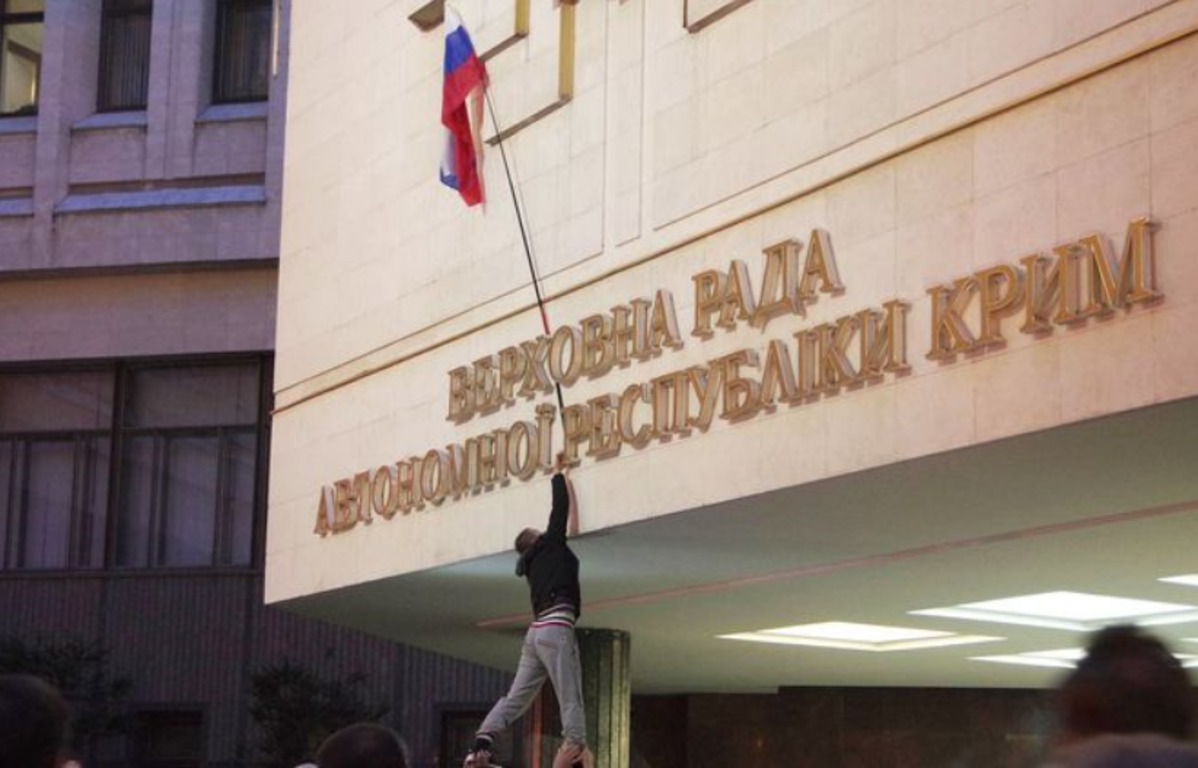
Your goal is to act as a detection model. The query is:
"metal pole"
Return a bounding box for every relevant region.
[483,90,567,415]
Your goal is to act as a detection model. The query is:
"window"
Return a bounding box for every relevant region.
[130,709,204,768]
[115,362,261,569]
[0,356,269,572]
[212,0,272,103]
[0,0,44,116]
[98,0,153,112]
[0,371,113,569]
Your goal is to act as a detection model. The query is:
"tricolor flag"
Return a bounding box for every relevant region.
[440,8,488,206]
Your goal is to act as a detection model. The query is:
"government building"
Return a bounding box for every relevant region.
[269,0,1198,765]
[5,0,1198,766]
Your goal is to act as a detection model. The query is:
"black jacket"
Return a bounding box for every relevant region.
[515,473,581,618]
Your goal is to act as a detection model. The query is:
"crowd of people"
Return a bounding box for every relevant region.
[4,622,1197,767]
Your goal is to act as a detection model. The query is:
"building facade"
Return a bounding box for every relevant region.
[270,0,1198,765]
[0,2,509,766]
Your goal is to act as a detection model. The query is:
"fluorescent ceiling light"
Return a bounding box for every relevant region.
[974,648,1198,670]
[718,621,1001,652]
[1160,574,1198,587]
[913,591,1198,631]
[972,651,1079,670]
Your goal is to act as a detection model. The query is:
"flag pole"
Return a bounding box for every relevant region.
[483,91,567,416]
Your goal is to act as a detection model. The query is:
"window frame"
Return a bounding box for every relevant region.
[211,0,273,105]
[0,0,46,117]
[0,361,116,571]
[0,353,272,575]
[96,0,154,113]
[110,355,271,572]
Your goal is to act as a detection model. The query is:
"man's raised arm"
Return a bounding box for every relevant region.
[545,454,571,542]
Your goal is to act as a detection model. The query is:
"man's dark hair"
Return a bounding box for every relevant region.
[1058,624,1195,740]
[0,674,69,768]
[514,527,540,555]
[316,722,409,768]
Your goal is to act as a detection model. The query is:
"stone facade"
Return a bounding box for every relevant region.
[271,0,1198,598]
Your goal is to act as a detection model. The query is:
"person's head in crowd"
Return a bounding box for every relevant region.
[316,722,409,768]
[0,674,70,768]
[1057,624,1195,743]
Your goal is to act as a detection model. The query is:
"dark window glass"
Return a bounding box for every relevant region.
[131,709,204,768]
[115,363,260,568]
[0,0,45,116]
[0,370,113,570]
[212,0,272,103]
[97,0,153,111]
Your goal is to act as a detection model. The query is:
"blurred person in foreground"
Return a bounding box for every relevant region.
[0,673,70,768]
[1048,624,1198,766]
[315,722,409,768]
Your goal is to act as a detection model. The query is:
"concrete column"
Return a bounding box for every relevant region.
[576,628,631,768]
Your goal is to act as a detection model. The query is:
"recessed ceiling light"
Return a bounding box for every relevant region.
[972,651,1079,669]
[912,591,1198,631]
[718,621,1002,652]
[1160,574,1198,588]
[974,648,1198,669]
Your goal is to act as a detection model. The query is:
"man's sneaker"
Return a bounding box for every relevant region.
[552,742,593,768]
[463,748,497,767]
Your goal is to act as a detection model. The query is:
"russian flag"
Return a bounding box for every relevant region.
[440,8,487,206]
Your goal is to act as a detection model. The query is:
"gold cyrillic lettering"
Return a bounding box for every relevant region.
[753,239,802,328]
[371,465,399,520]
[314,485,335,536]
[471,355,502,414]
[692,269,727,337]
[561,404,591,463]
[719,349,762,421]
[648,290,684,353]
[857,300,910,382]
[648,373,675,437]
[496,346,526,404]
[760,339,798,406]
[798,229,843,300]
[420,449,452,504]
[535,404,556,472]
[448,366,473,421]
[975,265,1024,346]
[687,365,723,431]
[717,261,757,331]
[813,316,858,391]
[548,326,583,386]
[398,458,422,512]
[579,314,615,378]
[588,394,621,458]
[519,337,554,397]
[927,277,979,360]
[618,383,652,447]
[507,421,540,480]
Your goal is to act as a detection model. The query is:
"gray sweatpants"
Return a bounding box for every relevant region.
[478,623,587,746]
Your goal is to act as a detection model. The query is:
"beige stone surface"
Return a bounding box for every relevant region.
[267,0,1198,602]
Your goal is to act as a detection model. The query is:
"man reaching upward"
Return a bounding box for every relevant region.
[466,455,592,768]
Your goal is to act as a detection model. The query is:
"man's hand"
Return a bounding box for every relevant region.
[554,451,570,476]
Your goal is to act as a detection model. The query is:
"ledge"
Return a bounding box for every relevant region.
[72,110,149,132]
[0,197,33,218]
[55,185,267,215]
[0,116,37,136]
[0,257,279,281]
[197,101,269,124]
